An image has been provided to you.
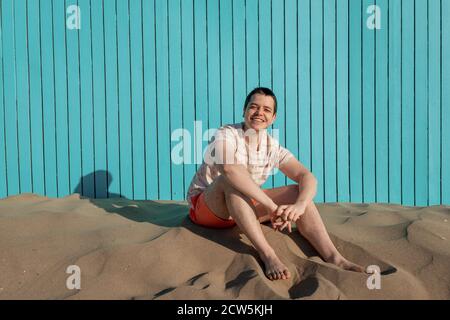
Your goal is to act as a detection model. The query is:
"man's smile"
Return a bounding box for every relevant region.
[251,117,265,122]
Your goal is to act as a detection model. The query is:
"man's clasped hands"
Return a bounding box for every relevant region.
[268,200,309,233]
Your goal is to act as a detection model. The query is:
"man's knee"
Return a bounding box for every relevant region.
[217,175,238,194]
[218,175,253,203]
[287,184,299,196]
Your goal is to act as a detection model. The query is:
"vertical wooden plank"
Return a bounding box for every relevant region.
[130,0,146,199]
[298,0,311,176]
[0,1,7,198]
[323,0,337,202]
[3,0,20,197]
[79,0,94,198]
[41,0,57,197]
[428,0,441,205]
[143,0,158,199]
[156,0,171,199]
[362,0,375,203]
[260,0,274,190]
[375,0,389,202]
[415,0,428,206]
[28,0,45,196]
[272,0,286,188]
[233,0,246,124]
[402,0,415,205]
[194,0,208,173]
[207,0,220,137]
[91,0,108,198]
[117,0,133,198]
[285,0,299,185]
[388,0,402,204]
[220,0,234,126]
[310,0,323,201]
[337,0,350,202]
[443,0,450,204]
[53,0,70,197]
[15,0,32,194]
[66,0,82,196]
[168,0,184,200]
[180,0,196,198]
[104,0,121,198]
[349,0,363,203]
[246,0,259,89]
[258,0,271,88]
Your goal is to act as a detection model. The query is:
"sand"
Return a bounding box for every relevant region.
[0,193,449,300]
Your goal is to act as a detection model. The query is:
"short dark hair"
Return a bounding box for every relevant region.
[243,87,277,115]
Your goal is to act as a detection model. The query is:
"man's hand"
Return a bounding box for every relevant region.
[269,207,290,232]
[271,201,308,232]
[270,215,291,232]
[277,201,308,222]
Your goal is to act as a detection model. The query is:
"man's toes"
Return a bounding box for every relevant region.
[354,265,366,273]
[345,262,363,272]
[267,271,275,280]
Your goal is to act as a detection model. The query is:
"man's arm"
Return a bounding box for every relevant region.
[295,173,318,204]
[279,157,318,205]
[267,157,318,231]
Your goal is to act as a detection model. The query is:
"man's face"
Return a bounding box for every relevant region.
[243,94,277,131]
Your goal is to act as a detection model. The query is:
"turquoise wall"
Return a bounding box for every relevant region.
[0,0,449,205]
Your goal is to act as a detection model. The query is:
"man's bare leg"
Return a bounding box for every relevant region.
[295,202,365,272]
[203,176,291,280]
[254,185,365,273]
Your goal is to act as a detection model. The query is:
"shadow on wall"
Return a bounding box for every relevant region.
[73,170,121,199]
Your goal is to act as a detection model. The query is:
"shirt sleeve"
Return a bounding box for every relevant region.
[205,127,240,166]
[275,145,294,168]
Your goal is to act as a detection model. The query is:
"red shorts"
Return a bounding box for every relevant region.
[189,192,260,229]
[189,192,236,228]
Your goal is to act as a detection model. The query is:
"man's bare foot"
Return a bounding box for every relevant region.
[326,255,366,273]
[260,252,291,280]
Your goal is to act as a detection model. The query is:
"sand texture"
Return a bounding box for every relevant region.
[1,193,449,300]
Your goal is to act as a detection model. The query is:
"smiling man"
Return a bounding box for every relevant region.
[186,87,365,280]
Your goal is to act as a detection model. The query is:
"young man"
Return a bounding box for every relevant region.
[186,87,365,281]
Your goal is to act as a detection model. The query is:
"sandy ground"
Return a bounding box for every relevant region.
[0,193,449,300]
